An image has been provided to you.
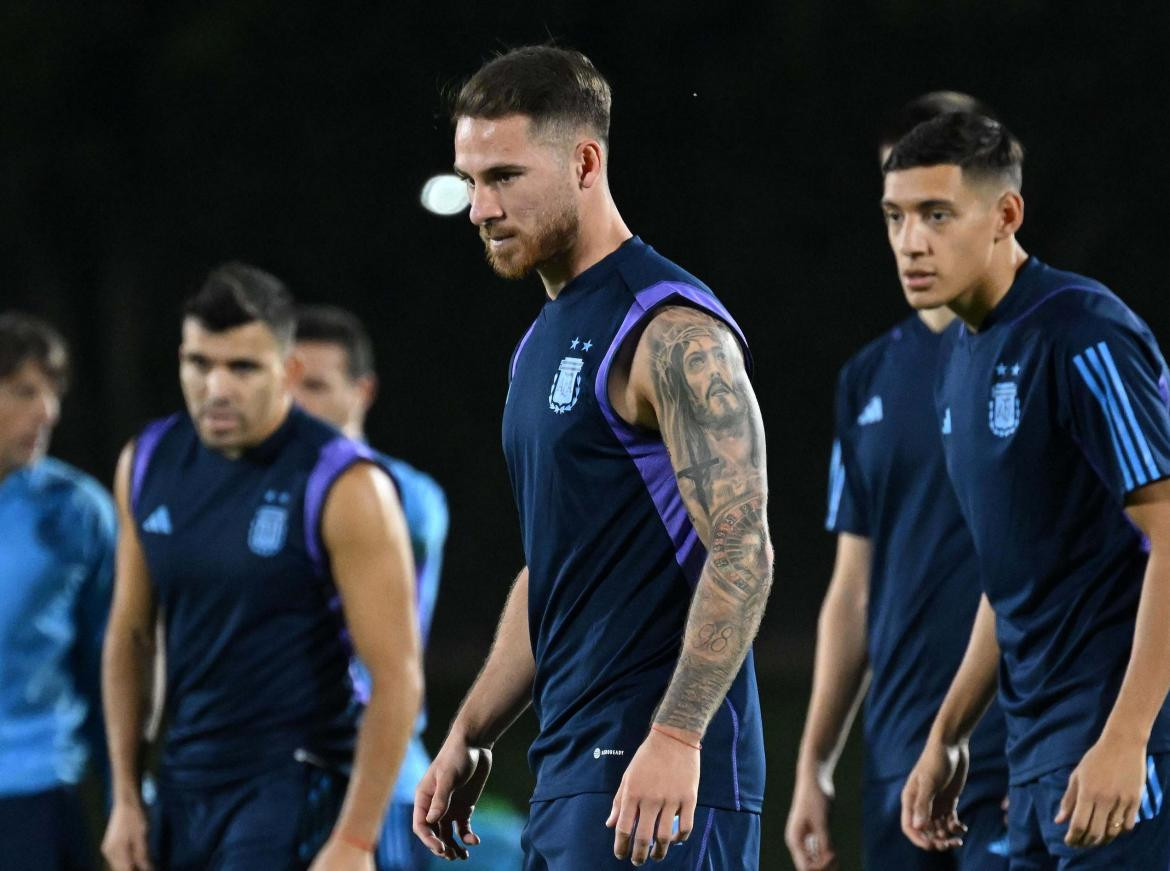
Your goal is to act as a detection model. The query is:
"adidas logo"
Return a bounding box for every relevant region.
[857,396,883,426]
[143,505,172,535]
[942,408,952,435]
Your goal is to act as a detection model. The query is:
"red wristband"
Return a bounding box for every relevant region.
[337,830,376,853]
[651,723,702,751]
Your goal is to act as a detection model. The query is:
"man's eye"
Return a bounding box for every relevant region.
[884,211,902,224]
[930,211,950,223]
[229,363,258,375]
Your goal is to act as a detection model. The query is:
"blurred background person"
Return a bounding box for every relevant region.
[785,94,1010,871]
[290,303,526,870]
[100,264,422,871]
[0,312,116,871]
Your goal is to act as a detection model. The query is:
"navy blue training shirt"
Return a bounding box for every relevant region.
[827,314,1008,784]
[132,406,378,787]
[937,257,1170,785]
[501,236,765,813]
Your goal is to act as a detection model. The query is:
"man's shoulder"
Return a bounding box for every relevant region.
[28,457,115,533]
[614,240,717,305]
[836,317,917,394]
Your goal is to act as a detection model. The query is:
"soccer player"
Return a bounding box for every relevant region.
[0,313,116,871]
[413,46,772,869]
[785,94,1010,871]
[290,304,448,871]
[886,113,1170,866]
[100,264,422,871]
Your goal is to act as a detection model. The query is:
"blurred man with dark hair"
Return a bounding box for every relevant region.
[101,263,422,871]
[416,46,772,869]
[291,304,449,871]
[786,93,1009,871]
[0,312,115,871]
[885,115,1170,866]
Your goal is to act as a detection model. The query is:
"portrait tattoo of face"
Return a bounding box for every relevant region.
[649,313,760,525]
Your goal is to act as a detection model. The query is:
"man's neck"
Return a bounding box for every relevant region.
[917,306,957,334]
[539,200,632,299]
[950,240,1029,332]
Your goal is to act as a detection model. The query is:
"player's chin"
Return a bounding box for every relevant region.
[902,286,949,310]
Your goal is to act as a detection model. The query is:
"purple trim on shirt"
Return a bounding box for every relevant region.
[304,436,378,576]
[723,698,742,811]
[594,282,751,586]
[131,414,181,513]
[694,808,715,869]
[510,317,541,382]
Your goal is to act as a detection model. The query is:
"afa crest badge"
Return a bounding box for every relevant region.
[549,356,584,414]
[988,367,1021,438]
[248,504,288,556]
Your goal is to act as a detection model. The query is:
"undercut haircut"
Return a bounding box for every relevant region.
[0,311,70,393]
[294,305,374,380]
[452,45,612,148]
[883,111,1024,191]
[183,262,295,347]
[879,91,997,151]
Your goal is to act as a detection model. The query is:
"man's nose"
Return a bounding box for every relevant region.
[468,184,503,226]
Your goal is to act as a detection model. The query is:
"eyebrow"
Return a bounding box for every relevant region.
[881,198,957,210]
[452,163,526,179]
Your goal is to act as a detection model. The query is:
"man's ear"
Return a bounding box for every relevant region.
[577,139,605,190]
[996,190,1025,240]
[357,373,378,415]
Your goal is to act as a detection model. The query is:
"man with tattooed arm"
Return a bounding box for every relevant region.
[412,46,772,869]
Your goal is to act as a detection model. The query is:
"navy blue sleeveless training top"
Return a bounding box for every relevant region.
[502,236,765,813]
[131,406,377,787]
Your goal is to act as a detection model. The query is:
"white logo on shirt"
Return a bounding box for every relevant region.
[593,747,625,759]
[857,396,883,426]
[989,363,1022,437]
[142,505,172,535]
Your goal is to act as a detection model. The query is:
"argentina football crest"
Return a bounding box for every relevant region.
[248,490,290,556]
[989,362,1022,437]
[548,337,593,414]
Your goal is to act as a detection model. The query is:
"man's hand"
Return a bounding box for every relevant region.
[605,727,700,866]
[785,770,838,870]
[1055,734,1145,848]
[413,734,492,861]
[309,838,375,871]
[101,799,153,871]
[900,738,969,851]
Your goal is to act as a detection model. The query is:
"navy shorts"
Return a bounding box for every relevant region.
[149,759,347,871]
[521,793,760,870]
[863,772,1010,870]
[1006,753,1170,869]
[0,785,95,871]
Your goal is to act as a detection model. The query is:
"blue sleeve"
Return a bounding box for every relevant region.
[1063,314,1170,498]
[825,367,870,535]
[71,485,116,794]
[402,473,448,645]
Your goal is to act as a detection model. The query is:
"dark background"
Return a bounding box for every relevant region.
[7,3,1169,867]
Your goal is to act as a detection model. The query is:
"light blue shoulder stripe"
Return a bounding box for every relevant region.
[1098,342,1160,481]
[1084,346,1148,486]
[1073,353,1137,491]
[1149,755,1164,817]
[825,440,845,529]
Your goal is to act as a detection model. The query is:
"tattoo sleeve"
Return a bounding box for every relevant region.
[644,306,773,735]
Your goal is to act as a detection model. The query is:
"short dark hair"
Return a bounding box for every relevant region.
[883,111,1024,191]
[183,262,295,347]
[0,311,70,393]
[452,45,612,147]
[879,91,997,150]
[294,305,374,380]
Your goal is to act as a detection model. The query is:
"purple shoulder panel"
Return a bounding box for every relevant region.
[131,414,181,513]
[510,317,541,382]
[593,281,749,587]
[304,436,378,576]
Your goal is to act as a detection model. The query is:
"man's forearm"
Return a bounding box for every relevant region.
[332,667,423,845]
[452,567,536,747]
[654,494,773,736]
[797,582,870,781]
[1102,543,1170,743]
[928,594,1000,746]
[102,624,153,804]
